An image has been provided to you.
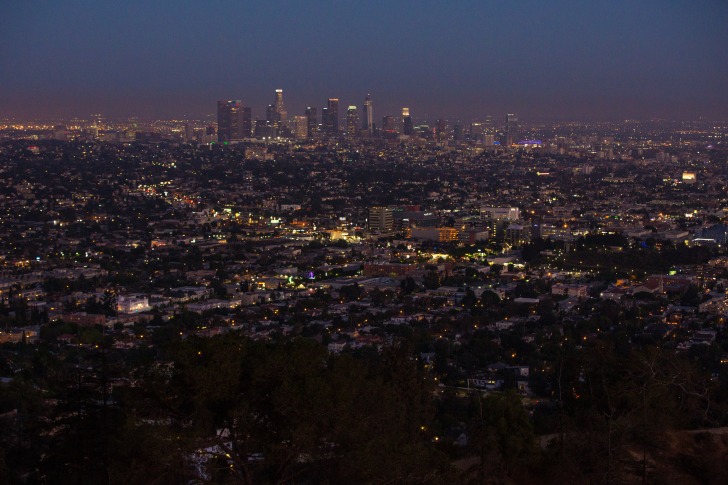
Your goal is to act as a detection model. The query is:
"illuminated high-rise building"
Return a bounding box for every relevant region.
[469,122,485,143]
[322,98,339,136]
[329,98,339,134]
[321,107,330,134]
[382,115,398,135]
[402,107,413,136]
[241,107,252,138]
[266,105,276,122]
[254,119,277,139]
[274,89,287,125]
[291,115,308,140]
[368,206,394,232]
[217,100,246,142]
[346,106,360,138]
[362,94,373,133]
[435,119,448,141]
[505,113,519,146]
[305,106,317,137]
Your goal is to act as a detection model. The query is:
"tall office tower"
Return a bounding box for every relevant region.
[328,98,339,135]
[217,100,245,142]
[368,206,394,232]
[266,104,278,123]
[305,106,317,137]
[346,106,360,138]
[241,107,252,138]
[321,107,330,134]
[291,115,308,140]
[254,119,277,139]
[381,115,398,137]
[274,89,287,125]
[266,105,276,123]
[469,122,485,143]
[322,98,339,136]
[362,93,374,133]
[505,113,519,146]
[402,107,414,135]
[484,115,495,132]
[435,119,448,141]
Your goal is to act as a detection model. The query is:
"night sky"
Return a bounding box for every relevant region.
[1,0,727,121]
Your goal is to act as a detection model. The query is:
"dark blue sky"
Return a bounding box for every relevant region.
[1,0,727,121]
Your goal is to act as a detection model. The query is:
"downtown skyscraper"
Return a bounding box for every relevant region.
[274,89,287,126]
[402,107,413,136]
[266,89,287,127]
[217,100,249,142]
[346,106,359,138]
[305,106,317,138]
[362,94,373,134]
[322,98,339,136]
[505,113,519,146]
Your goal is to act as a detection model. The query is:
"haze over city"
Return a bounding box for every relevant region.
[2,0,727,121]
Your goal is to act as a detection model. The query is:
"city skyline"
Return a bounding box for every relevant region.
[1,0,727,121]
